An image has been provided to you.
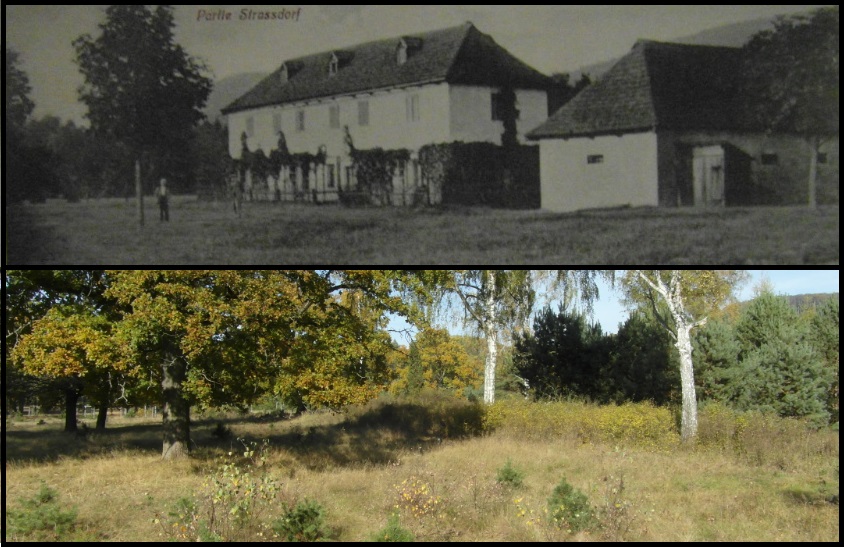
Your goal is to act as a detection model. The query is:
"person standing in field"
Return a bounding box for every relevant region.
[155,178,170,222]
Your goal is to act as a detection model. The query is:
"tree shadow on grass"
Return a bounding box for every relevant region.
[4,422,165,463]
[218,399,487,471]
[4,398,486,470]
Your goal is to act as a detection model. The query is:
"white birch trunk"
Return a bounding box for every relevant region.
[483,270,498,405]
[637,270,702,442]
[674,318,698,442]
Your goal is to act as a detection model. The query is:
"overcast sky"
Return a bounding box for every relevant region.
[5,5,830,125]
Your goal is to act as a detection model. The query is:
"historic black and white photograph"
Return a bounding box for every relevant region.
[4,5,839,264]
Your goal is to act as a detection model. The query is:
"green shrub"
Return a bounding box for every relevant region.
[547,478,596,533]
[496,459,525,488]
[697,403,838,471]
[153,439,283,541]
[5,482,79,541]
[273,499,331,542]
[370,512,415,542]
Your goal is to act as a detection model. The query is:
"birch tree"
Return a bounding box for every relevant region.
[622,270,746,442]
[445,270,612,404]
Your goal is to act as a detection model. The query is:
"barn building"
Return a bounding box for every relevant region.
[528,40,839,213]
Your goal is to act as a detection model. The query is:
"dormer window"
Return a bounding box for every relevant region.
[329,54,339,77]
[279,61,302,84]
[327,51,354,77]
[397,41,408,65]
[396,37,422,66]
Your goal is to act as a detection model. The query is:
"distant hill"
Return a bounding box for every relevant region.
[203,72,268,123]
[785,293,839,314]
[571,14,780,80]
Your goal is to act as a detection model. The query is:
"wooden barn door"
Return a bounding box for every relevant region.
[692,145,725,207]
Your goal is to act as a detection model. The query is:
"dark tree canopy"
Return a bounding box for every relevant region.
[742,6,839,138]
[73,5,213,191]
[741,6,839,207]
[5,47,35,137]
[514,307,608,401]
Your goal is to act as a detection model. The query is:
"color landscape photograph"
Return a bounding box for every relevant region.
[4,269,839,541]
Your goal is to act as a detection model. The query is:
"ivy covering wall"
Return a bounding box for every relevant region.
[419,142,540,208]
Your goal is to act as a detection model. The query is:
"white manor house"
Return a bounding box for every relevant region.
[222,22,551,204]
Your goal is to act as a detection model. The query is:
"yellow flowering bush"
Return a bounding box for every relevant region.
[394,477,444,520]
[483,399,680,451]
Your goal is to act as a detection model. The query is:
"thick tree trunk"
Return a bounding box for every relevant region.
[161,346,190,460]
[96,401,109,430]
[483,270,498,405]
[64,387,80,433]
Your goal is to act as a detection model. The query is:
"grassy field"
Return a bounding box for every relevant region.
[4,396,839,542]
[5,197,839,264]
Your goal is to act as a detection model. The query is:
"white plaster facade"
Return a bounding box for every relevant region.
[228,83,549,158]
[539,132,660,213]
[228,83,453,159]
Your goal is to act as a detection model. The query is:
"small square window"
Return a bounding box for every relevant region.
[761,153,778,166]
[587,155,604,165]
[817,153,828,164]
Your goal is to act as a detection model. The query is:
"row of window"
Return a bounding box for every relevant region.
[245,95,422,137]
[244,91,521,137]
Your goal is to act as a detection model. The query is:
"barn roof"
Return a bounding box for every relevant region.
[222,22,552,115]
[528,40,746,139]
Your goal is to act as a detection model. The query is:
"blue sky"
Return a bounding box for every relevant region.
[389,270,839,343]
[590,269,840,334]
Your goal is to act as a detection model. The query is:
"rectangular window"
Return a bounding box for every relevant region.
[329,105,340,129]
[491,92,503,121]
[587,155,604,165]
[246,117,255,137]
[406,94,420,122]
[296,110,305,132]
[273,113,282,134]
[817,152,828,164]
[491,91,520,122]
[327,165,336,189]
[761,153,778,166]
[358,100,369,127]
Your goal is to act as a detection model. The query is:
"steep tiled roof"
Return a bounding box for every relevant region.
[528,40,745,139]
[223,23,551,114]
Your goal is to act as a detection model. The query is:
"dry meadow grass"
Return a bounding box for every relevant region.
[5,197,839,264]
[4,396,839,542]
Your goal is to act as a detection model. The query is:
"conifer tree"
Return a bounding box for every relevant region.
[728,292,831,424]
